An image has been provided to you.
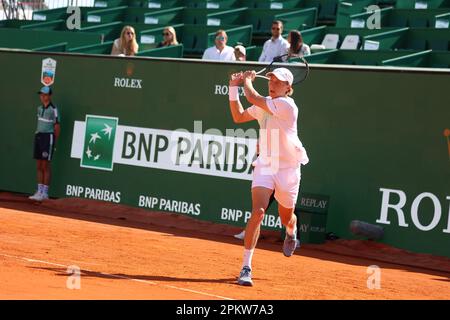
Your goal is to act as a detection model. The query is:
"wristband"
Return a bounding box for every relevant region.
[228,86,239,101]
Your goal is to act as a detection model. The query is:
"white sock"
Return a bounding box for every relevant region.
[38,184,44,194]
[43,185,49,196]
[286,224,297,238]
[242,249,254,269]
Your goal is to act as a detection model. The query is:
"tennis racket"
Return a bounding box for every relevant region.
[255,53,309,85]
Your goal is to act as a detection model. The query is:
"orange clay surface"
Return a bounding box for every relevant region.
[0,192,449,300]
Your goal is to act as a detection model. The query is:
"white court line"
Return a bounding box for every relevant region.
[0,253,234,300]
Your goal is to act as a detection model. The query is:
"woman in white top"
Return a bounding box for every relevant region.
[287,30,311,58]
[111,26,139,56]
[228,68,309,286]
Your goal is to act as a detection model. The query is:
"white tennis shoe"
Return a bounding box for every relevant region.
[237,266,253,286]
[29,192,44,201]
[234,230,246,240]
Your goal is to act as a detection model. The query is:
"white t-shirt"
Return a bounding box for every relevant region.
[247,96,309,169]
[289,43,311,57]
[258,36,290,62]
[202,45,236,61]
[112,38,126,55]
[301,43,311,56]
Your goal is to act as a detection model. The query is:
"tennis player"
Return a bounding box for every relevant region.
[228,68,309,286]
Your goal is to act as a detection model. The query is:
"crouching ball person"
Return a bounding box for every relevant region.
[29,86,60,201]
[228,68,309,286]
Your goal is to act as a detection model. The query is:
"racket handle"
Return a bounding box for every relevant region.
[255,75,269,80]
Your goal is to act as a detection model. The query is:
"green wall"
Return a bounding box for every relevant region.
[0,49,449,257]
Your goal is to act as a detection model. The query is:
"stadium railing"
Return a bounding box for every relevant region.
[32,42,69,52]
[381,49,434,66]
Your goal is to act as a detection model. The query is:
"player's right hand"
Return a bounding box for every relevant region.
[229,72,243,86]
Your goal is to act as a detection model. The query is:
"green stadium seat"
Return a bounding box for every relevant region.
[337,6,393,28]
[79,21,125,41]
[137,43,184,57]
[362,27,449,51]
[0,28,102,50]
[247,7,317,35]
[206,24,253,49]
[429,51,450,67]
[185,0,242,9]
[362,27,409,50]
[300,25,328,44]
[0,19,37,28]
[68,41,115,54]
[381,49,432,67]
[94,0,128,8]
[395,0,450,9]
[336,0,377,26]
[244,45,262,61]
[124,7,247,25]
[303,0,339,23]
[303,48,338,63]
[393,8,450,27]
[303,48,428,66]
[128,6,185,24]
[205,7,247,26]
[84,6,128,23]
[241,0,303,9]
[339,6,450,28]
[32,42,68,52]
[93,0,183,8]
[1,0,448,64]
[434,12,450,28]
[300,26,404,49]
[32,7,73,21]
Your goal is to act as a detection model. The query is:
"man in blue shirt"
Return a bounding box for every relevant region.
[29,86,60,201]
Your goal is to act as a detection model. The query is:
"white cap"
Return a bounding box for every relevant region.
[266,67,293,85]
[234,45,246,56]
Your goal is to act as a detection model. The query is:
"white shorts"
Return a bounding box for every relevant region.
[251,164,301,209]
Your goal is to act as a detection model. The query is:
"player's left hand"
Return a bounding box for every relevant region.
[243,70,256,81]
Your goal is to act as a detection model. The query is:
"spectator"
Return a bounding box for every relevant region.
[287,30,311,58]
[157,26,179,48]
[111,26,139,56]
[29,86,60,202]
[202,30,236,61]
[258,20,289,62]
[234,45,246,61]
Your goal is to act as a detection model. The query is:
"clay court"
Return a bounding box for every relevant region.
[0,192,449,300]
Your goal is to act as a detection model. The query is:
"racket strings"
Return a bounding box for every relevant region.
[255,55,309,85]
